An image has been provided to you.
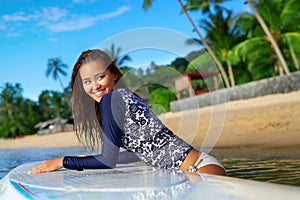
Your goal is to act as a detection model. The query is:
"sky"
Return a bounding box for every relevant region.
[0,0,247,101]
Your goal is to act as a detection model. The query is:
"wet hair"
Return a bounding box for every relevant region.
[70,49,125,152]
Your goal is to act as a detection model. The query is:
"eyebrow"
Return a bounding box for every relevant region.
[95,72,105,77]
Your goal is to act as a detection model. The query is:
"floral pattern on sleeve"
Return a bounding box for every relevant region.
[117,88,192,169]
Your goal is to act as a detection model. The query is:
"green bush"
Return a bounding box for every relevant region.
[149,88,177,115]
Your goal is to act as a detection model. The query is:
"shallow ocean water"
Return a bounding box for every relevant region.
[0,146,299,186]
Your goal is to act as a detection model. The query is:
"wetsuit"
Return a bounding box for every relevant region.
[63,88,193,170]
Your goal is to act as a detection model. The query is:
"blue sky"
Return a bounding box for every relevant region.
[0,0,247,101]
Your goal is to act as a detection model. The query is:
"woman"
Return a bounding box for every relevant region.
[29,49,226,176]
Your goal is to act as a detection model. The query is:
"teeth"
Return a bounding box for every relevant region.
[95,91,103,97]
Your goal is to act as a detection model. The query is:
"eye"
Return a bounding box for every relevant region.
[96,74,105,80]
[83,80,91,85]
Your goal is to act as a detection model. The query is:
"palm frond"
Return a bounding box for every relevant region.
[143,0,153,10]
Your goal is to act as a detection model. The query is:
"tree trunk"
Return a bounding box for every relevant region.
[227,61,235,86]
[57,75,65,92]
[246,0,290,75]
[275,62,284,76]
[289,44,299,70]
[178,0,230,88]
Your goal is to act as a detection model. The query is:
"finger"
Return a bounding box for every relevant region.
[28,165,46,174]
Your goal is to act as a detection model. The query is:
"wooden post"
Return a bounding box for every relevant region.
[213,76,219,91]
[188,76,194,97]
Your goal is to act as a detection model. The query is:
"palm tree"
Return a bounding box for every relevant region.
[233,37,278,80]
[178,0,231,88]
[199,7,246,86]
[46,57,68,92]
[235,0,300,77]
[245,0,290,75]
[104,43,132,68]
[143,0,230,88]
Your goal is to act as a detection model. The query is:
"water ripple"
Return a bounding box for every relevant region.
[222,158,300,186]
[0,148,299,186]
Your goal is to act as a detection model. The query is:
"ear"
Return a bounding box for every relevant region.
[113,73,118,81]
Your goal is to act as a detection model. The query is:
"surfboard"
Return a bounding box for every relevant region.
[1,161,299,200]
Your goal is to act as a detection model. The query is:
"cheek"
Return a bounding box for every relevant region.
[82,84,91,94]
[109,75,118,86]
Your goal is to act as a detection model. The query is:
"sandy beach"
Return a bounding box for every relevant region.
[0,90,299,150]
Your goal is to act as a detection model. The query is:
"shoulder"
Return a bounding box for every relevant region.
[115,88,132,98]
[99,89,128,112]
[113,88,137,103]
[115,88,144,102]
[99,90,127,118]
[100,89,125,105]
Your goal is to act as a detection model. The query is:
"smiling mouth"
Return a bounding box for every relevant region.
[94,90,105,98]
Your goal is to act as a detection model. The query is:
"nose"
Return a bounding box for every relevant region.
[92,80,100,90]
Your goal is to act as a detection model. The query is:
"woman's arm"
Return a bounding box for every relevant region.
[29,91,126,173]
[63,134,120,170]
[28,130,121,173]
[63,92,125,170]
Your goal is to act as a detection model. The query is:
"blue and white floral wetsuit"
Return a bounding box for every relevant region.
[63,88,193,170]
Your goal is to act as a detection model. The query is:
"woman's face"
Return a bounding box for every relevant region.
[79,59,117,102]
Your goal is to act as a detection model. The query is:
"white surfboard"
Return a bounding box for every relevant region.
[1,161,299,200]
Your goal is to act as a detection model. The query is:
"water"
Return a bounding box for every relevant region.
[0,146,299,187]
[0,147,88,180]
[224,158,300,186]
[212,145,300,186]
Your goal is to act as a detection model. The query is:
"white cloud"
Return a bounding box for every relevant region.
[47,17,96,32]
[34,7,67,22]
[2,12,31,21]
[1,6,131,34]
[94,6,131,20]
[47,6,131,32]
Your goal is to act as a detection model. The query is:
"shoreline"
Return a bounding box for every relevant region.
[0,131,82,149]
[1,90,300,150]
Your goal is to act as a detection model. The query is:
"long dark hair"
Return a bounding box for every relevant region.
[70,49,125,152]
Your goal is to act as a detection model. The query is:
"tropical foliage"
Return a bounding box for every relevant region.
[46,57,68,91]
[234,0,300,79]
[0,82,71,138]
[144,0,300,84]
[150,88,177,115]
[0,83,39,138]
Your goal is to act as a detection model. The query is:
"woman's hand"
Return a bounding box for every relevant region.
[28,157,64,174]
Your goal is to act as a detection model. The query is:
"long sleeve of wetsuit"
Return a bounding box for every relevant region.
[117,150,140,164]
[63,91,130,170]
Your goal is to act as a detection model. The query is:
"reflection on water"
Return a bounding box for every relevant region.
[223,158,300,186]
[0,147,299,187]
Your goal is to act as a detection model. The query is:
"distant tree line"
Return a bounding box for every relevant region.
[0,83,71,138]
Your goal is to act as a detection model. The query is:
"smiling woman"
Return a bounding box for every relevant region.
[28,49,226,176]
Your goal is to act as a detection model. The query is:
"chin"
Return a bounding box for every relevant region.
[95,97,101,102]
